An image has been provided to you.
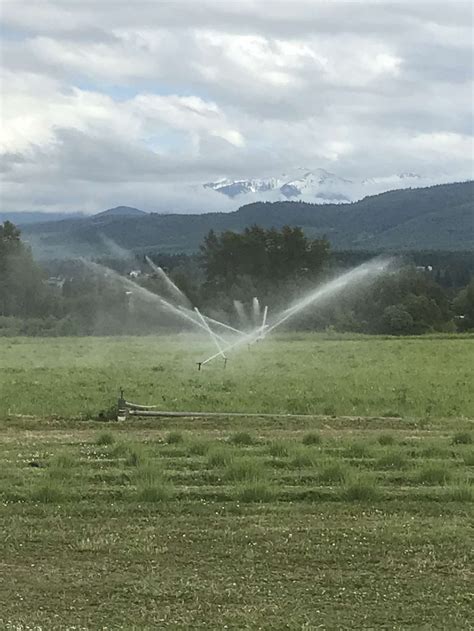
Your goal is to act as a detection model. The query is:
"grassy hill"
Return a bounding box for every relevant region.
[21,181,474,258]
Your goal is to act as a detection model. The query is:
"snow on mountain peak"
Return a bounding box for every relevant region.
[203,168,436,206]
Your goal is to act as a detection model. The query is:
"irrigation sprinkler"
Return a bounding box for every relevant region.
[85,256,393,370]
[200,325,266,367]
[117,388,127,421]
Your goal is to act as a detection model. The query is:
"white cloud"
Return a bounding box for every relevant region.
[0,0,472,213]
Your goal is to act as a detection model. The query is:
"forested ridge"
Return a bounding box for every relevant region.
[18,181,474,259]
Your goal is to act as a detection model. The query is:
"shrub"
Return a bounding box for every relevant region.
[236,482,275,503]
[302,432,322,446]
[417,464,451,486]
[228,432,254,446]
[165,431,184,444]
[377,433,396,446]
[96,432,115,446]
[452,432,472,445]
[343,476,380,501]
[318,461,349,485]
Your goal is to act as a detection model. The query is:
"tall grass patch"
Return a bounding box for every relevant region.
[207,446,236,469]
[376,450,408,470]
[452,432,472,445]
[31,481,64,504]
[225,457,267,483]
[289,445,318,469]
[342,475,381,502]
[343,442,372,459]
[318,461,350,485]
[165,431,184,444]
[236,482,275,503]
[48,451,77,479]
[417,463,452,486]
[443,485,473,503]
[267,440,290,458]
[133,460,173,502]
[462,451,474,466]
[228,432,255,446]
[187,439,211,456]
[377,433,396,446]
[96,432,115,446]
[302,432,322,446]
[124,443,148,467]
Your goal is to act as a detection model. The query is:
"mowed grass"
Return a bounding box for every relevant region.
[0,333,473,419]
[0,334,473,628]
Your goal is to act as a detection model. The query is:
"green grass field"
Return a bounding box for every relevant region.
[1,333,473,419]
[0,334,473,629]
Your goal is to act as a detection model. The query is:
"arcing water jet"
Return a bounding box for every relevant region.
[199,257,393,366]
[145,255,192,308]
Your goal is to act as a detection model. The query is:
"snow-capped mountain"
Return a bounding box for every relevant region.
[203,177,279,198]
[204,168,352,202]
[204,168,425,205]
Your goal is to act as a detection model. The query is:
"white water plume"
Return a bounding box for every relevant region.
[100,235,133,260]
[199,313,244,336]
[145,255,192,308]
[81,259,231,343]
[233,300,248,328]
[194,307,227,359]
[265,258,392,335]
[252,297,261,325]
[201,258,393,366]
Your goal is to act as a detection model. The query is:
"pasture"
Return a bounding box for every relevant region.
[0,334,473,629]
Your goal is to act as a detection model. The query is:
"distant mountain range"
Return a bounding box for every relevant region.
[203,168,425,204]
[11,181,474,259]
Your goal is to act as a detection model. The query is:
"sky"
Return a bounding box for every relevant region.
[0,0,473,213]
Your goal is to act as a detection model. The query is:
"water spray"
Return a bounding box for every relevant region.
[252,296,261,324]
[198,257,393,367]
[145,255,192,308]
[194,307,228,363]
[81,255,393,371]
[233,300,248,328]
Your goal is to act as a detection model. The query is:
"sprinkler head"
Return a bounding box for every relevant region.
[197,362,202,371]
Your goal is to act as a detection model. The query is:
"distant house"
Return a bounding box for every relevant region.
[129,270,141,278]
[44,276,65,289]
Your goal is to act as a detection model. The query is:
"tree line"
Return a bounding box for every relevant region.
[0,221,473,336]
